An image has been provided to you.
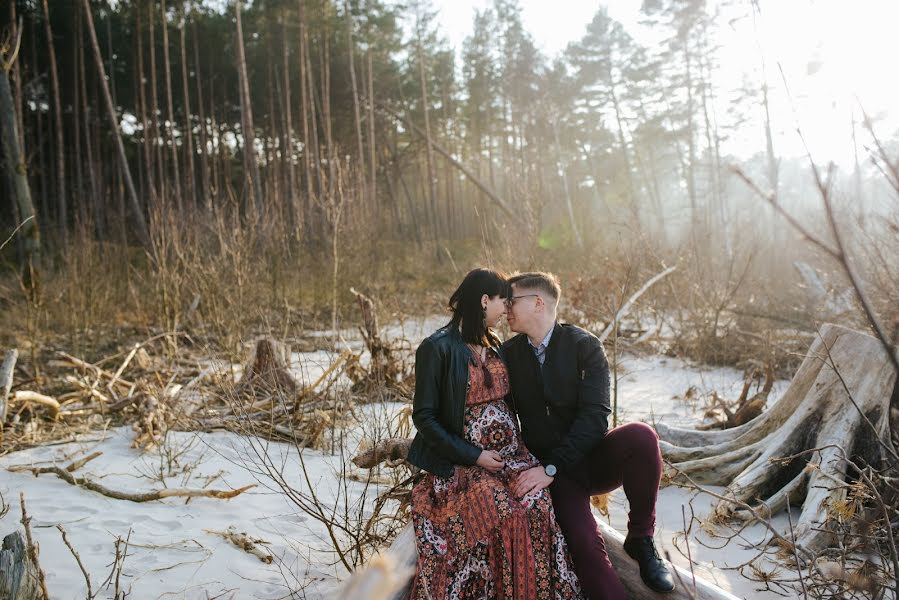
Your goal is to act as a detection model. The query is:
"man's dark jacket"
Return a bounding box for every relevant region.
[502,322,612,476]
[407,326,503,477]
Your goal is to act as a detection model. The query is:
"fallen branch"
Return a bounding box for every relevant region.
[600,265,677,342]
[205,526,273,564]
[13,460,255,503]
[377,102,519,223]
[11,391,60,418]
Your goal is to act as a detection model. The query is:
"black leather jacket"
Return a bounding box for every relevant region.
[407,326,500,478]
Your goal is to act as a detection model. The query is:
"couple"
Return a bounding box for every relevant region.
[407,269,675,600]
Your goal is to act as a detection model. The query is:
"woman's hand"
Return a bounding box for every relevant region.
[476,450,505,472]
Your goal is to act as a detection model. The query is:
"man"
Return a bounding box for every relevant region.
[503,272,675,599]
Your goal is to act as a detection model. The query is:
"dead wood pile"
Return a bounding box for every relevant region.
[0,289,413,454]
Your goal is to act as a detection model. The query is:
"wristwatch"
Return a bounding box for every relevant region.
[543,464,557,478]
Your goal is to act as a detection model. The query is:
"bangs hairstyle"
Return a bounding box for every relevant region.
[448,268,510,346]
[508,271,561,308]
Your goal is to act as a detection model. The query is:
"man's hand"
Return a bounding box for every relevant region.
[513,466,553,498]
[476,450,504,472]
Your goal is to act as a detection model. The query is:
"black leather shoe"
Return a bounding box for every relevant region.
[623,535,676,593]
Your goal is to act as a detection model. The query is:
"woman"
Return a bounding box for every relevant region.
[407,268,582,600]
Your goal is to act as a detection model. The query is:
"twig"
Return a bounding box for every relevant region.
[205,526,273,563]
[681,505,698,598]
[114,528,132,600]
[19,492,51,600]
[0,217,33,253]
[56,524,94,599]
[785,503,809,599]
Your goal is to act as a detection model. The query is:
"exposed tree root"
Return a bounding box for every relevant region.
[659,324,898,554]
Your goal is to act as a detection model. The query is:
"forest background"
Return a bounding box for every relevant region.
[0,0,897,404]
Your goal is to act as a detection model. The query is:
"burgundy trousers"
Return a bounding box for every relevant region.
[549,422,663,600]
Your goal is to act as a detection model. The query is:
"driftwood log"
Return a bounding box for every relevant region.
[340,522,742,600]
[0,531,41,600]
[659,323,898,554]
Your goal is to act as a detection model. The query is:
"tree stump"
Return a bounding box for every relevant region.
[0,531,41,600]
[236,338,298,398]
[658,323,898,553]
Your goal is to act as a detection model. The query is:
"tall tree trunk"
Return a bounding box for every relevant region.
[551,118,583,248]
[29,20,49,229]
[683,43,698,232]
[8,6,24,165]
[160,0,183,212]
[1,42,40,295]
[298,0,314,219]
[305,13,323,202]
[415,31,439,240]
[751,4,777,198]
[280,14,297,230]
[179,11,196,211]
[77,10,99,231]
[321,0,334,189]
[80,0,151,246]
[366,51,377,211]
[148,2,166,204]
[191,17,210,210]
[41,0,67,243]
[609,80,639,231]
[234,0,262,213]
[344,0,366,205]
[136,7,158,210]
[71,10,84,227]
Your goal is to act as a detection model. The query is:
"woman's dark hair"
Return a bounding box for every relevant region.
[448,268,510,346]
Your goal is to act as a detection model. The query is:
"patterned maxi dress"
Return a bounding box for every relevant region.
[410,349,582,600]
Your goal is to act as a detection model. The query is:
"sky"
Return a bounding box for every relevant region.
[431,0,899,167]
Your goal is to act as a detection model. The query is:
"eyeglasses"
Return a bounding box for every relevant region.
[504,294,539,308]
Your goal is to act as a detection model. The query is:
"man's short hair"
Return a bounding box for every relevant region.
[508,271,561,308]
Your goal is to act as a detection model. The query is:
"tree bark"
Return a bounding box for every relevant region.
[160,0,183,212]
[135,6,159,210]
[234,0,263,213]
[298,0,314,215]
[148,1,166,204]
[345,0,366,204]
[415,27,440,240]
[80,0,151,246]
[41,0,67,242]
[0,531,42,600]
[280,14,297,229]
[191,17,210,209]
[179,11,196,210]
[366,51,377,210]
[1,39,40,295]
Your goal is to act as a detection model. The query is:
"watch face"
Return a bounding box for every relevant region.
[545,464,557,477]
